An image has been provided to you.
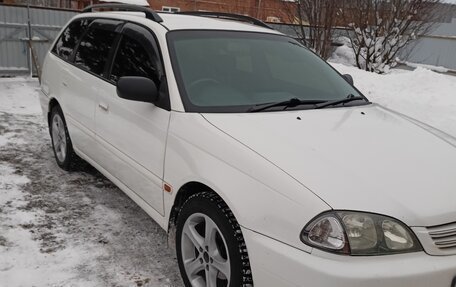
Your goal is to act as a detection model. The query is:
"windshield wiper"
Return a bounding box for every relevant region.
[247,98,326,113]
[314,94,368,109]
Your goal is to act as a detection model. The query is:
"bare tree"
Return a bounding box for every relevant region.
[342,0,442,73]
[282,0,341,59]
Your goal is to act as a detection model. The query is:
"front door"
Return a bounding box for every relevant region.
[94,23,170,215]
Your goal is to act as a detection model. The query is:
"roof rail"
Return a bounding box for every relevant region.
[177,11,273,30]
[82,4,163,23]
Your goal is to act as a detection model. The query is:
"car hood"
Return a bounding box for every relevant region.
[202,104,456,227]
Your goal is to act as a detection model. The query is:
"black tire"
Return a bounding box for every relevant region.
[176,192,253,287]
[49,105,79,171]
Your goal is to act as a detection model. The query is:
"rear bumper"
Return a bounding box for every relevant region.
[38,88,49,123]
[242,227,456,287]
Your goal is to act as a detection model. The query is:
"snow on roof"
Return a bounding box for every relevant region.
[99,0,149,7]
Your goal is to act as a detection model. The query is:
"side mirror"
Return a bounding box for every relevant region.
[117,76,158,103]
[343,74,354,86]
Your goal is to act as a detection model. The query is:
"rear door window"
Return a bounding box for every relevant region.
[74,19,122,77]
[52,18,92,61]
[109,23,162,85]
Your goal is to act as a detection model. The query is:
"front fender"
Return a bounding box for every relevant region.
[164,112,330,252]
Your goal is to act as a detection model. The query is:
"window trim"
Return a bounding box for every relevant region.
[107,22,163,85]
[50,16,171,111]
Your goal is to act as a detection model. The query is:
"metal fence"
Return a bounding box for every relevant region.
[0,4,77,76]
[400,19,456,72]
[271,22,456,72]
[1,4,456,76]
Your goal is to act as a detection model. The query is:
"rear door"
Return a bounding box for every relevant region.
[48,18,94,157]
[94,22,170,215]
[59,18,121,159]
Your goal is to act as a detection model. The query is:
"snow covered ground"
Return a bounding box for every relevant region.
[0,79,182,286]
[332,63,456,138]
[0,63,455,286]
[330,39,455,139]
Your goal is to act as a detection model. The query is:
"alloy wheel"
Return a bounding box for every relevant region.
[52,114,67,163]
[181,213,231,287]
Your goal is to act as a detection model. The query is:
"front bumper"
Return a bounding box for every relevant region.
[242,227,456,287]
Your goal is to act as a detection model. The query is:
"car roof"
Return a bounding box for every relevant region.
[77,11,283,35]
[158,13,282,34]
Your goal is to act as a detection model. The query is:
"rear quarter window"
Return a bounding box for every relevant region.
[52,18,92,61]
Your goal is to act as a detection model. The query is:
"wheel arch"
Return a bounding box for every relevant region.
[168,181,225,231]
[167,180,244,252]
[48,98,60,126]
[167,180,254,285]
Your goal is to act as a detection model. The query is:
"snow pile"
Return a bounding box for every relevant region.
[399,61,450,74]
[329,37,356,67]
[332,63,456,137]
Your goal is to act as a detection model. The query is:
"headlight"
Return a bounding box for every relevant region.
[301,211,422,255]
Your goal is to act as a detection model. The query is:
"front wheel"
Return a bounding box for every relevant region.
[176,192,253,287]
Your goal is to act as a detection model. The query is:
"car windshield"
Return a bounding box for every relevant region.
[167,30,367,113]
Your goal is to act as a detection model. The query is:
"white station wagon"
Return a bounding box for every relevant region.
[39,4,456,287]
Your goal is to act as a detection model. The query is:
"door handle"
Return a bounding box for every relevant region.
[98,102,109,111]
[62,81,68,87]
